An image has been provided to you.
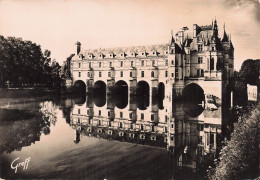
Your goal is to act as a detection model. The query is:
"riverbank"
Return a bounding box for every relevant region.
[0,88,59,98]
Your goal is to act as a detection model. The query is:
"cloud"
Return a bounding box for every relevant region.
[222,0,260,24]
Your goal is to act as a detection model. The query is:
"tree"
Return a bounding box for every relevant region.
[208,104,260,179]
[0,35,62,88]
[239,59,260,85]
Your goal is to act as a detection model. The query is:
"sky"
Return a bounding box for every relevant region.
[0,0,260,70]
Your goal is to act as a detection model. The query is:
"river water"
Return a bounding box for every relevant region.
[0,93,222,179]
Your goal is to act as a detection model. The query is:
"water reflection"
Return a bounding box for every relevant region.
[0,92,223,179]
[70,91,222,177]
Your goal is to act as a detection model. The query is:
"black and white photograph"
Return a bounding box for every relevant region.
[0,0,259,179]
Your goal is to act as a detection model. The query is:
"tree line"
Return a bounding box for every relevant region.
[0,35,62,88]
[239,59,260,85]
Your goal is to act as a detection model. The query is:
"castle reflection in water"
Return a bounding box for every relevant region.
[69,89,222,170]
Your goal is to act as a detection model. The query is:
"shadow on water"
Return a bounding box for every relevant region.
[136,95,149,110]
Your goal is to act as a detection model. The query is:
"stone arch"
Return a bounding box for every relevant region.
[93,80,106,107]
[73,80,86,94]
[183,83,205,104]
[158,82,165,98]
[136,81,150,96]
[114,80,128,109]
[136,81,150,110]
[114,80,128,95]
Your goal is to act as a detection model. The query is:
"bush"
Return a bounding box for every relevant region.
[208,104,260,179]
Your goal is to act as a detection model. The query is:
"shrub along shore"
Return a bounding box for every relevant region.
[208,104,260,179]
[0,88,59,98]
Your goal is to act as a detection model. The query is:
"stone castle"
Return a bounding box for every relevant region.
[69,18,234,104]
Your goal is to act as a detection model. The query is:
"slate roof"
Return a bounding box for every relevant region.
[80,44,169,59]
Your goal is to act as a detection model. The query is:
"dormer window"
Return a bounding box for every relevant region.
[89,55,92,58]
[165,51,168,54]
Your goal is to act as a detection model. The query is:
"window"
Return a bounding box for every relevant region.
[108,111,110,117]
[201,69,204,77]
[130,72,132,77]
[165,60,168,66]
[79,63,81,68]
[175,59,178,66]
[141,113,144,120]
[176,69,179,78]
[108,72,111,77]
[99,62,101,68]
[87,72,90,77]
[78,109,80,114]
[141,71,144,77]
[109,121,111,127]
[171,124,174,129]
[141,124,144,130]
[78,72,81,77]
[210,58,214,70]
[197,69,200,77]
[120,112,123,118]
[151,71,154,77]
[165,116,168,122]
[131,61,134,67]
[152,126,154,132]
[151,114,154,121]
[198,44,203,52]
[152,60,155,66]
[165,71,168,77]
[130,124,133,129]
[98,120,101,125]
[141,60,144,67]
[212,46,215,51]
[198,57,203,64]
[110,62,112,67]
[99,110,101,116]
[121,61,123,67]
[171,60,174,65]
[89,62,91,68]
[171,73,174,77]
[99,72,102,77]
[129,113,132,119]
[120,71,123,77]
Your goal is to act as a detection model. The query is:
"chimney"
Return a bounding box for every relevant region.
[75,41,81,55]
[193,24,198,38]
